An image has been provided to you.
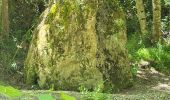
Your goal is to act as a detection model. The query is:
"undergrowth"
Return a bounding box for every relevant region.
[0,28,33,86]
[0,37,25,85]
[127,33,170,75]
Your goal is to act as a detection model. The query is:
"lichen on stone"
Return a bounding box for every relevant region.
[24,0,132,92]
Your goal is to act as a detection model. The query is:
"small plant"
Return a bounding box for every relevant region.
[79,83,112,100]
[130,62,138,79]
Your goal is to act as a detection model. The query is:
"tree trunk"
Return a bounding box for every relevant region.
[135,0,148,35]
[167,6,170,45]
[152,0,161,42]
[168,5,170,34]
[1,0,9,38]
[0,0,1,33]
[24,0,132,92]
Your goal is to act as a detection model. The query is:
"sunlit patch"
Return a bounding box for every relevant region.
[153,83,170,91]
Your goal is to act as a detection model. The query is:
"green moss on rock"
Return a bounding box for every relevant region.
[25,0,132,92]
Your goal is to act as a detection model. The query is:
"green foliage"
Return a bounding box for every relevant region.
[0,40,16,72]
[0,85,22,98]
[0,36,26,73]
[79,84,112,100]
[0,37,29,92]
[119,0,140,33]
[164,0,170,5]
[130,62,138,78]
[38,94,55,100]
[127,33,144,61]
[136,43,170,74]
[60,92,76,100]
[50,4,57,14]
[127,33,170,75]
[137,48,151,61]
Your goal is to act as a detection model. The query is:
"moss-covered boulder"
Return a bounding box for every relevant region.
[25,0,132,91]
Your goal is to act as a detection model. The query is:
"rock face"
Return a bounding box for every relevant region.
[24,0,132,91]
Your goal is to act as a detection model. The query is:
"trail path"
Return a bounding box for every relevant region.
[117,67,170,99]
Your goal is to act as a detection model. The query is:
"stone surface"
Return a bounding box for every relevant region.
[24,0,132,91]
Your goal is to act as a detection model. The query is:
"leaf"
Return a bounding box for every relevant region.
[60,92,76,100]
[38,94,55,100]
[0,85,22,98]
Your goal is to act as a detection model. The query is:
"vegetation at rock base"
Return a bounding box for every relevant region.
[0,0,170,99]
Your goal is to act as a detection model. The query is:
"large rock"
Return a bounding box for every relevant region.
[25,0,132,91]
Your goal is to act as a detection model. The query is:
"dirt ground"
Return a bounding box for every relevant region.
[117,67,170,99]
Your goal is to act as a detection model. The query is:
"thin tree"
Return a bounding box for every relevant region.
[152,0,161,42]
[168,6,170,34]
[135,0,148,35]
[1,0,9,39]
[0,0,2,36]
[167,5,170,45]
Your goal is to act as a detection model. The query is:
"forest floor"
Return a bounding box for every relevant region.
[0,67,170,100]
[118,67,170,99]
[20,67,170,100]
